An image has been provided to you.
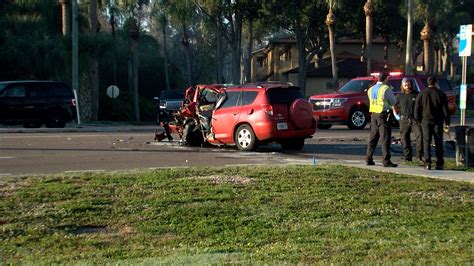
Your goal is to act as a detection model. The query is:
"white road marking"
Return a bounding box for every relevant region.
[0,157,15,159]
[0,173,13,176]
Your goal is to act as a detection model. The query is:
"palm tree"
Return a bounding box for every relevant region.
[59,0,71,36]
[420,22,432,74]
[89,0,99,121]
[152,0,171,91]
[325,0,337,88]
[364,0,373,75]
[405,0,414,74]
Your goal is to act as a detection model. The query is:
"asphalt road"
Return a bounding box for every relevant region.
[0,123,461,176]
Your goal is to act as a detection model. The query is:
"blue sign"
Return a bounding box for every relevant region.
[459,25,472,56]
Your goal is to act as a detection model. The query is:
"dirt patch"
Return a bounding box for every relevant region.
[189,175,253,185]
[0,177,31,198]
[71,226,110,235]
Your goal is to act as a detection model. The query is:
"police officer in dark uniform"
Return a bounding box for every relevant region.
[414,76,450,170]
[366,71,398,167]
[392,78,422,162]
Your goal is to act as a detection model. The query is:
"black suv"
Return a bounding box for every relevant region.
[0,80,76,128]
[154,89,184,124]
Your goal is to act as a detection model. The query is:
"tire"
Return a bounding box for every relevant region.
[186,130,204,147]
[317,124,332,129]
[45,112,66,128]
[234,124,256,151]
[347,108,368,130]
[289,99,313,129]
[280,138,305,151]
[183,120,204,147]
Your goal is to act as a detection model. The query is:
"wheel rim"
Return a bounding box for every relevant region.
[352,111,365,127]
[237,128,252,148]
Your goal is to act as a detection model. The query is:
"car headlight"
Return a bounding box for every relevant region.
[332,98,347,107]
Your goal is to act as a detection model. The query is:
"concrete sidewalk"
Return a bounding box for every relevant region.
[338,160,474,183]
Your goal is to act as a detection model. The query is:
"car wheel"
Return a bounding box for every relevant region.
[280,138,305,151]
[45,113,66,128]
[235,124,256,151]
[317,124,332,129]
[347,108,368,129]
[182,120,204,147]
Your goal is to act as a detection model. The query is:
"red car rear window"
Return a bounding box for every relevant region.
[267,87,304,104]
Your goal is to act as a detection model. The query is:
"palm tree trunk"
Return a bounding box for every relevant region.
[109,4,118,86]
[405,0,414,75]
[326,8,338,87]
[181,25,193,86]
[89,0,99,121]
[420,23,431,75]
[442,39,450,75]
[364,0,373,75]
[230,16,243,84]
[216,19,223,84]
[132,38,140,122]
[296,27,308,95]
[161,17,170,91]
[60,0,70,36]
[129,19,140,122]
[244,17,253,83]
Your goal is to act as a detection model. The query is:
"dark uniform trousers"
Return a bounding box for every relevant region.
[421,121,444,167]
[399,116,422,161]
[366,112,392,164]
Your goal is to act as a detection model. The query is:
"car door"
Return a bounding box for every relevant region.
[211,91,242,143]
[0,84,27,122]
[24,82,47,121]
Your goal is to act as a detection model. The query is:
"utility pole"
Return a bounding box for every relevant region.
[72,0,81,125]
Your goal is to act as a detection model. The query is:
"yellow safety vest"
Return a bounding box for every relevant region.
[368,83,390,113]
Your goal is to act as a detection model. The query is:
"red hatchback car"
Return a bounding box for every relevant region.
[167,82,317,151]
[308,72,457,129]
[210,83,316,151]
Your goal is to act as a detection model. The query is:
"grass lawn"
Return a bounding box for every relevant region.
[1,165,473,264]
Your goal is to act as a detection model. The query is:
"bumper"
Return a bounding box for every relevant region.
[253,120,316,141]
[313,108,348,123]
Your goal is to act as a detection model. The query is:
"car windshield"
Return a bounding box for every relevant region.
[419,77,453,93]
[160,90,184,99]
[267,87,304,104]
[337,79,373,93]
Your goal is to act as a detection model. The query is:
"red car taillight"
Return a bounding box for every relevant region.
[260,104,273,116]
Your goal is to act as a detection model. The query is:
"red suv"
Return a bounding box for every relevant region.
[308,72,457,129]
[166,83,316,151]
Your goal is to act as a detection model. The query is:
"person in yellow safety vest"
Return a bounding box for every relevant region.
[366,71,398,167]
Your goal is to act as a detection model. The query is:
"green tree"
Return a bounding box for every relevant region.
[262,0,327,95]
